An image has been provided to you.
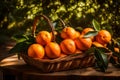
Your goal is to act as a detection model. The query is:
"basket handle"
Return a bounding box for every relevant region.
[59,18,68,28]
[32,14,55,42]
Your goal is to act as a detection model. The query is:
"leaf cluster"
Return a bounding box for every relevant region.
[9,34,35,55]
[84,19,120,72]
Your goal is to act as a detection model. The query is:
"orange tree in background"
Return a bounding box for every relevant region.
[0,0,120,43]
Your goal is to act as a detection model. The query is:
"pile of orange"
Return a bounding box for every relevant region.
[27,27,112,59]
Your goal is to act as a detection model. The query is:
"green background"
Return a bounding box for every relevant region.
[0,0,120,43]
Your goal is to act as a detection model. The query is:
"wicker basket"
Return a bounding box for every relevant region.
[20,14,112,72]
[21,53,95,72]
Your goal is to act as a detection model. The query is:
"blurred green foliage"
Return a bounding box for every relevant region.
[0,0,120,43]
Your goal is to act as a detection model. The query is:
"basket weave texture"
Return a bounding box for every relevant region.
[21,53,95,72]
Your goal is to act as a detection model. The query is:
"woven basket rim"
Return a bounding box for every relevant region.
[20,53,93,63]
[20,52,112,72]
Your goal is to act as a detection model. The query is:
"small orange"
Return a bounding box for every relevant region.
[81,27,94,41]
[74,35,92,51]
[60,39,76,54]
[92,41,104,47]
[28,44,45,59]
[61,27,78,40]
[114,47,119,53]
[95,30,111,45]
[36,31,52,46]
[75,31,81,39]
[81,27,94,35]
[45,42,61,59]
[59,53,67,57]
[50,31,58,40]
[75,49,83,54]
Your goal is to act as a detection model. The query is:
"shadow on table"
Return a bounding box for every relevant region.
[0,41,16,61]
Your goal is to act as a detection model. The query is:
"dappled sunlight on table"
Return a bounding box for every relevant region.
[1,54,120,78]
[0,55,25,66]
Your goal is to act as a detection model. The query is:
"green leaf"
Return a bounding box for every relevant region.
[12,34,28,42]
[9,34,35,55]
[9,41,33,54]
[97,47,110,53]
[83,31,98,38]
[13,34,27,39]
[107,39,115,51]
[9,42,25,54]
[106,39,120,66]
[92,19,101,31]
[27,35,35,42]
[75,27,83,32]
[94,47,108,72]
[85,47,95,54]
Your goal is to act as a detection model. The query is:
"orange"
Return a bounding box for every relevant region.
[45,42,61,59]
[43,56,50,59]
[76,31,81,39]
[81,27,94,35]
[60,39,76,54]
[50,31,58,41]
[114,47,119,53]
[95,30,111,45]
[59,53,67,57]
[36,31,52,46]
[74,35,92,51]
[92,41,104,47]
[81,27,94,41]
[28,44,45,59]
[75,49,83,54]
[61,27,79,40]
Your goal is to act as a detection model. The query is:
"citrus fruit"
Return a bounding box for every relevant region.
[81,27,94,41]
[59,53,67,57]
[75,49,83,54]
[81,27,94,35]
[74,35,92,51]
[36,31,52,46]
[95,30,111,45]
[92,41,104,47]
[76,31,81,39]
[61,27,79,40]
[60,39,76,54]
[50,31,58,41]
[45,42,61,59]
[28,44,45,59]
[114,47,119,53]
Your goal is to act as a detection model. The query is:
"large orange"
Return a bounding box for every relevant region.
[45,42,61,59]
[60,39,76,54]
[36,31,52,46]
[61,27,79,40]
[28,44,45,59]
[74,35,92,51]
[95,30,111,45]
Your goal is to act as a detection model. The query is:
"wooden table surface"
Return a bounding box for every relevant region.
[1,54,120,80]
